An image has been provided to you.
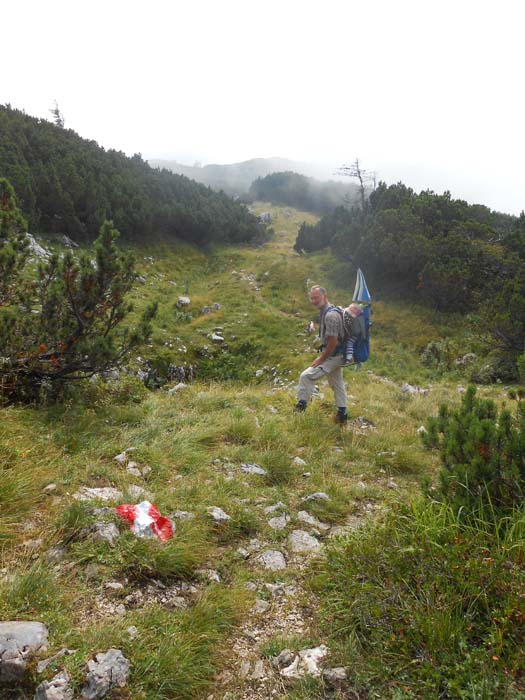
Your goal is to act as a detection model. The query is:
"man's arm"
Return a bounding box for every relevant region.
[311,336,338,367]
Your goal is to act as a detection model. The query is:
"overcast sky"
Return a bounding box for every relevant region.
[2,0,524,214]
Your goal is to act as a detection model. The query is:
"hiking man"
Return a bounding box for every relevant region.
[295,285,348,424]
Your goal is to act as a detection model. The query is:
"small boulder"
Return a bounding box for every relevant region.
[254,550,287,571]
[81,648,130,700]
[322,666,348,687]
[241,463,266,476]
[268,513,290,531]
[92,522,120,547]
[177,296,191,307]
[74,487,123,503]
[207,506,231,523]
[288,530,322,554]
[302,492,330,502]
[0,621,48,683]
[297,511,330,531]
[34,670,74,700]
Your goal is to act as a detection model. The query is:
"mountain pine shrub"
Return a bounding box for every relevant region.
[422,385,525,516]
[0,186,157,401]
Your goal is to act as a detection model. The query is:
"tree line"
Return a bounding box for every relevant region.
[248,171,360,215]
[295,182,525,376]
[0,104,267,245]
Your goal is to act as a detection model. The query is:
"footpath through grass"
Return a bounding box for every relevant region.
[0,203,512,699]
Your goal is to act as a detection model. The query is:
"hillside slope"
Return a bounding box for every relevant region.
[0,205,506,700]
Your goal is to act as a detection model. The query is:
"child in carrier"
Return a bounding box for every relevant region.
[342,303,366,365]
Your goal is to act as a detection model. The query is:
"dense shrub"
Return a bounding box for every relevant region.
[422,386,525,516]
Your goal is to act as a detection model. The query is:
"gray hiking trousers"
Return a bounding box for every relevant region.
[297,355,347,408]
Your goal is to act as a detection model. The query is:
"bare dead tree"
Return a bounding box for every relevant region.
[338,158,376,211]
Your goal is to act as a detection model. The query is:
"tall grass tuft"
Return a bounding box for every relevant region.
[315,499,525,697]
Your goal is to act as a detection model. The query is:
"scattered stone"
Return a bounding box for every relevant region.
[196,569,221,583]
[210,333,224,343]
[0,621,49,683]
[207,506,231,523]
[236,547,250,559]
[303,492,330,502]
[34,670,74,700]
[417,425,427,435]
[126,484,153,501]
[240,463,266,476]
[104,582,124,592]
[36,649,75,674]
[293,457,307,467]
[268,513,290,530]
[322,666,348,687]
[281,645,329,678]
[61,235,79,249]
[170,510,195,521]
[167,382,187,394]
[244,581,258,592]
[273,648,296,669]
[26,234,51,261]
[252,599,270,614]
[263,502,286,515]
[43,483,57,494]
[113,452,128,465]
[126,465,142,478]
[249,659,266,680]
[457,385,467,394]
[126,626,138,640]
[22,538,43,551]
[74,487,123,503]
[115,605,126,616]
[45,546,67,565]
[85,563,99,579]
[92,523,120,547]
[387,480,398,490]
[377,451,397,458]
[401,383,429,395]
[302,472,311,478]
[288,530,322,554]
[254,550,287,571]
[248,538,261,551]
[177,296,191,306]
[81,648,130,700]
[456,352,477,366]
[297,511,330,531]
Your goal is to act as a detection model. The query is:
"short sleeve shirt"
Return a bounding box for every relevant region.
[320,307,344,345]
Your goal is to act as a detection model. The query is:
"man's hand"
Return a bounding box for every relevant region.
[311,336,338,368]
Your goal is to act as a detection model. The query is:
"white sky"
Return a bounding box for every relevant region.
[2,0,524,214]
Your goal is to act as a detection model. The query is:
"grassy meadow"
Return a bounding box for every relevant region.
[1,204,519,699]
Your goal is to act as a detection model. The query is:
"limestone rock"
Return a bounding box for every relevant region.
[268,513,290,530]
[322,666,348,686]
[280,645,329,678]
[34,670,74,700]
[207,506,231,523]
[81,648,130,700]
[297,511,330,531]
[288,530,322,554]
[0,621,48,683]
[177,296,191,306]
[254,549,287,571]
[92,522,120,547]
[263,502,286,515]
[303,492,330,502]
[73,487,123,503]
[240,463,266,476]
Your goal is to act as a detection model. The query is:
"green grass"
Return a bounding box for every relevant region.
[314,500,525,699]
[0,203,515,700]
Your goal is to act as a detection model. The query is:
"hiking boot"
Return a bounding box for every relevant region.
[294,400,307,413]
[335,409,348,424]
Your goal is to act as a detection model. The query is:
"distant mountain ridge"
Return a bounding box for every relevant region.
[147,157,338,195]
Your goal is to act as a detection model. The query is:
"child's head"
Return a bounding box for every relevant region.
[346,303,362,318]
